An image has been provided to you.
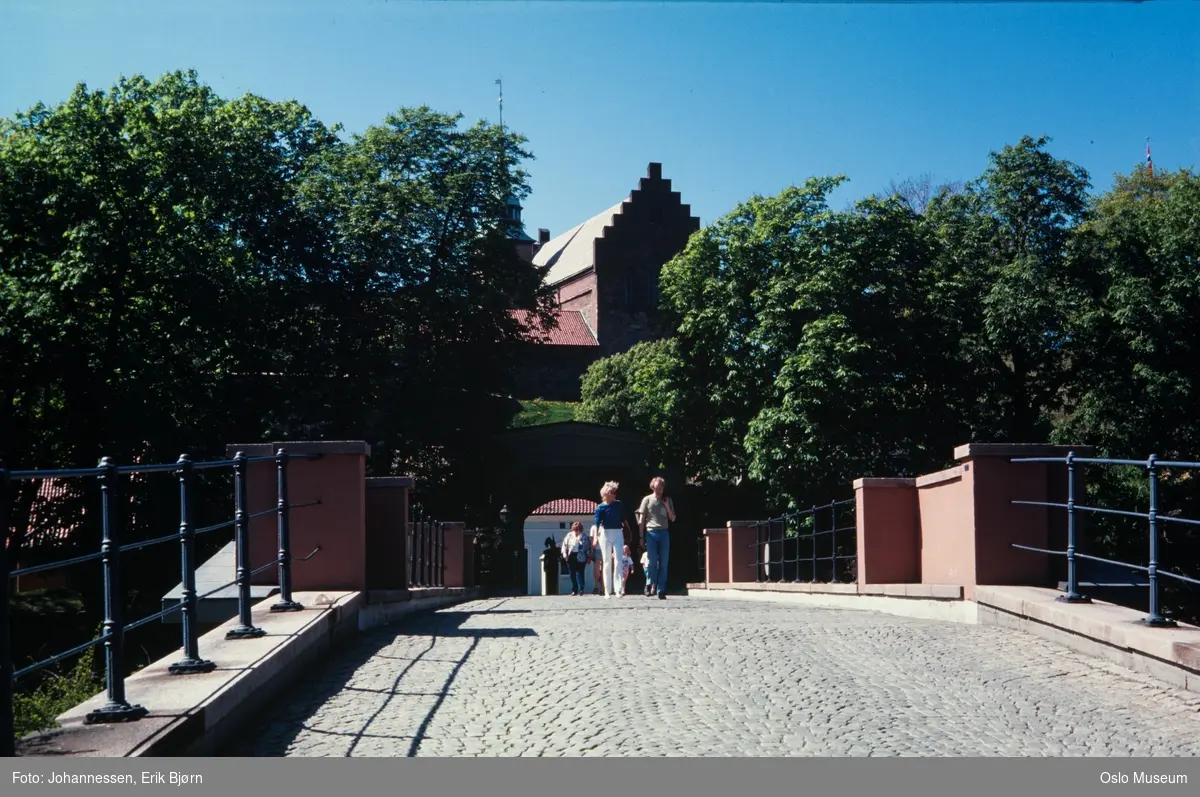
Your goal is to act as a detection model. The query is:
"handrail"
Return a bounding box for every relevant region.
[1010,451,1200,627]
[407,518,446,589]
[745,498,857,585]
[1,448,324,755]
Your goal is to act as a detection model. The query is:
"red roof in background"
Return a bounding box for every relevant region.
[511,309,599,347]
[25,479,78,548]
[9,469,143,552]
[530,498,598,516]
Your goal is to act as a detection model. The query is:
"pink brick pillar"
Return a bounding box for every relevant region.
[704,529,729,584]
[916,443,1094,600]
[229,440,370,593]
[854,477,920,586]
[365,476,413,591]
[726,521,760,584]
[462,530,476,588]
[442,522,467,587]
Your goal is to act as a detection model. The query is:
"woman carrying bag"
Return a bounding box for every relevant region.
[560,521,592,596]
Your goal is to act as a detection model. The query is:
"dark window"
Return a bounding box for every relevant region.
[559,522,566,529]
[626,269,635,308]
[648,273,658,308]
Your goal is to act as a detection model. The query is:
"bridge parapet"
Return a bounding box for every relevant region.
[2,439,480,756]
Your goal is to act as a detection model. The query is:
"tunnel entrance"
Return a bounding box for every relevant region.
[486,421,661,594]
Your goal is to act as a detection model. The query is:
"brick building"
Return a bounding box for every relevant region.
[509,162,701,401]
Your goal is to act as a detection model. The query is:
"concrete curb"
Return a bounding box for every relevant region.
[685,585,980,625]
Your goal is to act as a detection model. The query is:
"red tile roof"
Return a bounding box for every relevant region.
[511,309,598,347]
[4,478,82,551]
[9,469,144,551]
[530,498,598,516]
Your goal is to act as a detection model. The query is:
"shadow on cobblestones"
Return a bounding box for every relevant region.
[234,596,1200,757]
[232,599,535,756]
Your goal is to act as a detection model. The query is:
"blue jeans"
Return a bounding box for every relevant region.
[645,529,670,595]
[568,559,587,593]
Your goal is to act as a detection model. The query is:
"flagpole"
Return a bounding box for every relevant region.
[496,78,503,131]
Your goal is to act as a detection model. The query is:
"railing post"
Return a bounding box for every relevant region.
[1058,452,1090,604]
[420,520,426,587]
[0,461,14,755]
[809,505,818,583]
[829,503,838,584]
[271,448,303,612]
[753,521,764,583]
[85,458,148,719]
[437,522,445,588]
[227,451,266,639]
[169,454,215,675]
[1143,455,1176,627]
[407,522,415,588]
[428,520,435,587]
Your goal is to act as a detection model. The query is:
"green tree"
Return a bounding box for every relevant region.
[741,191,966,503]
[293,106,556,515]
[656,178,966,505]
[1051,166,1200,613]
[0,70,341,554]
[926,135,1092,442]
[1055,166,1200,458]
[0,71,553,554]
[577,338,682,470]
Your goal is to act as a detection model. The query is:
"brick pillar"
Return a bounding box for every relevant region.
[462,530,477,588]
[726,521,759,584]
[442,522,467,588]
[703,529,728,584]
[914,443,1095,600]
[854,478,920,586]
[365,477,413,591]
[960,444,1094,593]
[229,440,370,593]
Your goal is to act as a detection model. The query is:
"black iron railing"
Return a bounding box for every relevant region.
[408,519,446,589]
[0,448,322,754]
[1011,452,1200,627]
[696,535,706,583]
[748,498,857,584]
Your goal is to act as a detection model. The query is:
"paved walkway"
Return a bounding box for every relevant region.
[235,595,1200,757]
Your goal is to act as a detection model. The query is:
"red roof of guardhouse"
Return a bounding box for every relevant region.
[510,309,598,347]
[530,498,598,516]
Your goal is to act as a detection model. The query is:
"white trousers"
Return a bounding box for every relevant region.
[598,527,625,596]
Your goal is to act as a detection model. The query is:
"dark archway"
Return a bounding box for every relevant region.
[483,422,651,591]
[490,422,650,520]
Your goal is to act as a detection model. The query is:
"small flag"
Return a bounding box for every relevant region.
[1146,137,1153,177]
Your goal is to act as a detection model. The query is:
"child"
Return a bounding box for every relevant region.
[641,549,652,596]
[619,544,635,597]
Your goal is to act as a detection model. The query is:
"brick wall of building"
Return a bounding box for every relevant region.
[556,272,598,336]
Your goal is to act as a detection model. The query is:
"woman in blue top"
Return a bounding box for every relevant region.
[593,481,629,598]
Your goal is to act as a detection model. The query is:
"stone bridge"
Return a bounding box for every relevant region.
[231,595,1200,758]
[13,438,1200,758]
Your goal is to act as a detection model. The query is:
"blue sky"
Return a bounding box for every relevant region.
[2,1,1197,237]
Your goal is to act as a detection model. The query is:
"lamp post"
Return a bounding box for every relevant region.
[498,505,512,589]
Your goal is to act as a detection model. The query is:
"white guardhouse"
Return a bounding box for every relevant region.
[522,498,598,595]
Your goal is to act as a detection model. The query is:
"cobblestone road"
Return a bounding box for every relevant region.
[235,595,1200,757]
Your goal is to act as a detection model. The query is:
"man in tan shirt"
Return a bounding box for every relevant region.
[638,477,676,599]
